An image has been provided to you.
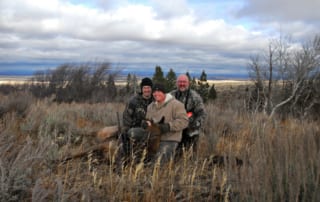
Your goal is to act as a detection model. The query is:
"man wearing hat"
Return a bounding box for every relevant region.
[123,77,153,130]
[119,77,154,163]
[144,83,189,165]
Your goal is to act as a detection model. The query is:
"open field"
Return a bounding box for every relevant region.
[0,75,251,87]
[0,82,319,201]
[208,79,251,86]
[0,76,33,85]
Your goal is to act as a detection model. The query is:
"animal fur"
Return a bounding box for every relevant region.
[145,122,162,155]
[61,140,118,163]
[96,125,119,142]
[59,122,162,164]
[143,117,164,156]
[58,125,119,163]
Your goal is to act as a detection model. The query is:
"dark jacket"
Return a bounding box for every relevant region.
[123,93,153,131]
[170,89,206,130]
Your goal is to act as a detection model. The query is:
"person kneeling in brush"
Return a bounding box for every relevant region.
[118,77,154,165]
[142,83,189,165]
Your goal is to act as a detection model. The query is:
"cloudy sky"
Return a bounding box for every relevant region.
[0,0,319,77]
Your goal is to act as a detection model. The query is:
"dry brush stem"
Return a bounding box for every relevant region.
[1,93,320,201]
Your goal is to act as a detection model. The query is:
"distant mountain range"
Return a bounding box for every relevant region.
[0,69,248,80]
[0,63,249,80]
[119,69,248,80]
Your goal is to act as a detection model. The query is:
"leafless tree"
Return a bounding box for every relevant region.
[247,55,265,113]
[29,62,118,103]
[89,63,110,102]
[91,62,110,87]
[248,34,320,119]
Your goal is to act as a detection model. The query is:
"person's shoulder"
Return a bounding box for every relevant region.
[170,89,178,94]
[147,101,156,110]
[189,89,199,95]
[172,99,186,111]
[127,94,141,103]
[171,96,184,106]
[189,89,204,103]
[189,89,201,97]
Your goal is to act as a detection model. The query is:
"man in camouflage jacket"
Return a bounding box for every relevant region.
[120,77,153,158]
[170,74,207,153]
[123,77,153,131]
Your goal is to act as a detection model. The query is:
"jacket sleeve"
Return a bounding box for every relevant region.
[168,101,189,132]
[122,99,135,129]
[190,91,207,129]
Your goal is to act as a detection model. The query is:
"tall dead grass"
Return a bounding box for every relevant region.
[0,91,319,201]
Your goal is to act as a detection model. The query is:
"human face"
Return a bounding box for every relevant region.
[142,86,152,99]
[177,75,190,92]
[153,90,166,103]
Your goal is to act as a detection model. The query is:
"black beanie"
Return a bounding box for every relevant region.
[140,77,153,89]
[152,83,166,93]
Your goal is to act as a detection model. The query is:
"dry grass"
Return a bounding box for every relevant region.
[0,85,319,201]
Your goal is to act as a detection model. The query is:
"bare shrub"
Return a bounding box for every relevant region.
[0,91,34,118]
[247,34,320,119]
[0,128,51,201]
[0,84,20,95]
[29,62,119,103]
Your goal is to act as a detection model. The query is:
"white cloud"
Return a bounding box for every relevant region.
[0,0,319,77]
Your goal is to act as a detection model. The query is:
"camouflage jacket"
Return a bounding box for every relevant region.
[170,89,206,130]
[122,93,153,131]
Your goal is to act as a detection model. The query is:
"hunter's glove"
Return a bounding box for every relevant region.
[158,123,170,134]
[141,120,149,129]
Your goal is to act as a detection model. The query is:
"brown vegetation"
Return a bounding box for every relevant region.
[59,125,120,164]
[58,119,163,165]
[0,83,319,201]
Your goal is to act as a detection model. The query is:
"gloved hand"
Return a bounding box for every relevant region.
[141,120,149,129]
[158,123,170,134]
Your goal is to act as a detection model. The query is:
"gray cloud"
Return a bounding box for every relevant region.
[236,0,320,39]
[237,0,320,22]
[150,0,190,19]
[0,0,319,78]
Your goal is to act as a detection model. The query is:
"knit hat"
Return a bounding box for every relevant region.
[152,83,166,93]
[140,77,153,89]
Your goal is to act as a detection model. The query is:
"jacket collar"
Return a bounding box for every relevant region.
[155,93,173,108]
